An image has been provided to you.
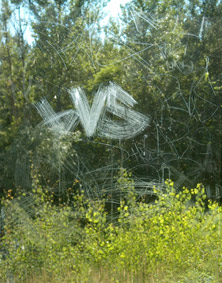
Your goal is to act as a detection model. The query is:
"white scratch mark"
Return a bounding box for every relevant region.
[36,82,150,140]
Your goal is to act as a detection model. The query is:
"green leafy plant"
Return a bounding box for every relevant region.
[0,174,221,282]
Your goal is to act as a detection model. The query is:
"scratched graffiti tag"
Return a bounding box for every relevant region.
[36,82,150,139]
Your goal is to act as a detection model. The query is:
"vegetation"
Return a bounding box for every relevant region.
[0,172,221,282]
[0,0,221,196]
[0,0,222,281]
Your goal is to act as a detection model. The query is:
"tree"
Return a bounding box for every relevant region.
[0,0,33,191]
[105,0,222,198]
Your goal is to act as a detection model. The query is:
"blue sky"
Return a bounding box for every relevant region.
[105,0,131,18]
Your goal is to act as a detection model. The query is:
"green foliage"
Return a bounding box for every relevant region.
[1,0,221,198]
[0,0,222,280]
[0,174,221,282]
[93,65,122,86]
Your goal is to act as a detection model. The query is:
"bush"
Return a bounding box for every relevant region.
[0,174,221,282]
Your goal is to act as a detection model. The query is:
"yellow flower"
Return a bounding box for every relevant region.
[170,181,174,187]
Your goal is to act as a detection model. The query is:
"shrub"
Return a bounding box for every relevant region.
[0,175,221,282]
